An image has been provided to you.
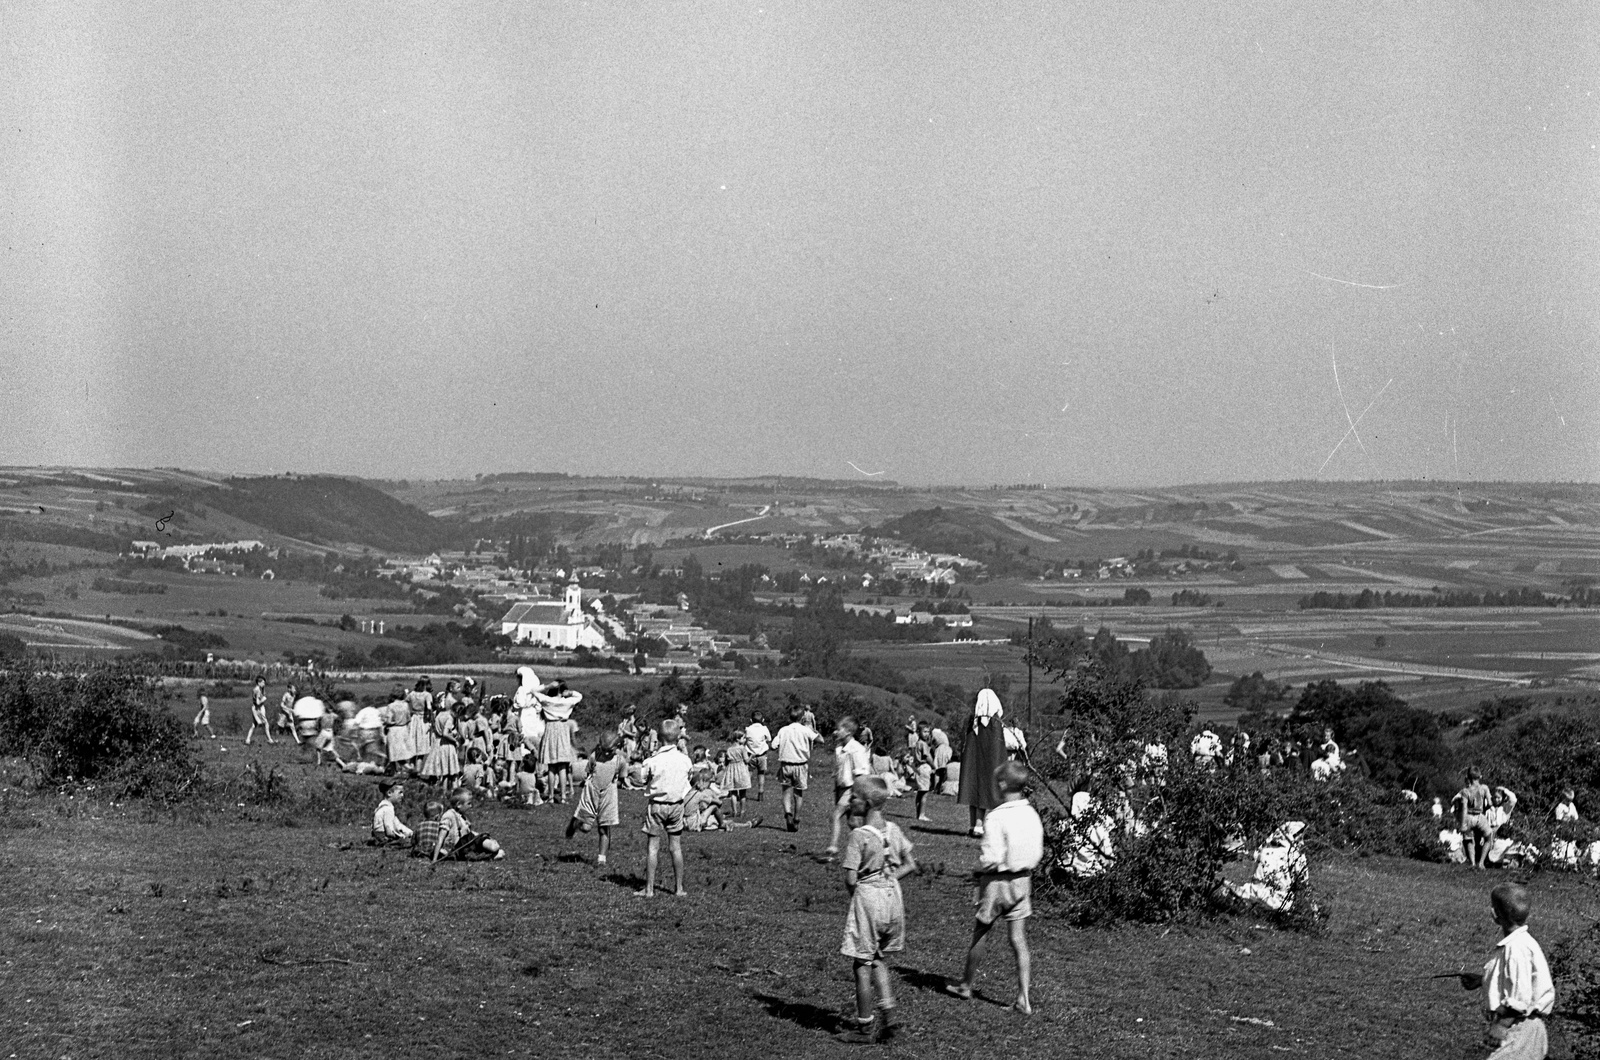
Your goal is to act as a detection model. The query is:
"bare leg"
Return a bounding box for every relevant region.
[597,825,610,863]
[642,835,660,895]
[668,835,686,895]
[959,918,997,991]
[854,959,875,1021]
[1008,919,1032,1013]
[828,791,850,853]
[872,958,896,1010]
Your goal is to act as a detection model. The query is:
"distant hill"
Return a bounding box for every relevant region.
[191,476,452,554]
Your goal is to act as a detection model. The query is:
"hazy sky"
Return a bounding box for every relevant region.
[4,1,1598,486]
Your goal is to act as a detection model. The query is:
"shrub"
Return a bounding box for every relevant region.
[0,668,200,800]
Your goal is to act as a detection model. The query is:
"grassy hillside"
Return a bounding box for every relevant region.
[188,476,452,554]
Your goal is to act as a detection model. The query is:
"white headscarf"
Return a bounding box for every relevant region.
[972,688,1004,729]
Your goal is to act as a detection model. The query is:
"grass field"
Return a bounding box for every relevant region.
[4,735,1598,1059]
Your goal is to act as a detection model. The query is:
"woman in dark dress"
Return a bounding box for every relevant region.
[957,688,1008,837]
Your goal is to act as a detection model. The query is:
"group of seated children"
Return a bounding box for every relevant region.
[370,778,506,861]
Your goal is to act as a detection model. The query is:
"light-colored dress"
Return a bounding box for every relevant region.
[421,710,460,778]
[723,744,752,793]
[539,717,575,767]
[384,700,415,763]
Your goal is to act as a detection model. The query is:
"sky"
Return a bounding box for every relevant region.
[3,1,1598,487]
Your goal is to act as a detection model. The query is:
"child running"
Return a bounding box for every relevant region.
[1458,882,1555,1058]
[836,776,918,1044]
[947,761,1044,1015]
[191,688,215,740]
[246,677,275,745]
[638,718,691,898]
[566,732,624,865]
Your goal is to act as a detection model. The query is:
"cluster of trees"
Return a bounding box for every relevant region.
[1021,619,1213,690]
[1170,588,1214,607]
[1297,587,1558,610]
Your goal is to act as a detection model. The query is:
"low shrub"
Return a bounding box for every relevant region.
[0,667,200,800]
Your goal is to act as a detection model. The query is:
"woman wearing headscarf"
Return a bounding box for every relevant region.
[957,688,1008,837]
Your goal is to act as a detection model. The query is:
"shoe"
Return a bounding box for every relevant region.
[917,815,931,822]
[836,1019,877,1045]
[596,855,607,865]
[877,1005,899,1041]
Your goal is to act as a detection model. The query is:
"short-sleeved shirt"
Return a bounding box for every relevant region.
[835,739,870,787]
[841,822,913,886]
[744,722,772,756]
[774,722,818,765]
[353,705,384,730]
[642,747,692,803]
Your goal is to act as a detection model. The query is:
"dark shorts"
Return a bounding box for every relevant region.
[444,832,493,860]
[642,801,685,837]
[779,763,809,792]
[752,754,769,774]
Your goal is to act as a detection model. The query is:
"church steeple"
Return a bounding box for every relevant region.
[564,577,583,617]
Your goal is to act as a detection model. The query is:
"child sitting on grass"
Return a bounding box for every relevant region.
[947,760,1044,1016]
[459,747,490,794]
[1458,882,1555,1058]
[369,778,414,849]
[514,759,541,806]
[413,801,446,859]
[836,775,918,1044]
[434,788,506,862]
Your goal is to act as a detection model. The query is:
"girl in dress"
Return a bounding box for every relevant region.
[422,698,461,790]
[723,737,753,819]
[382,686,415,774]
[537,680,582,804]
[565,732,624,864]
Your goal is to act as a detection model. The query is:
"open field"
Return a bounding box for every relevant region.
[4,736,1598,1059]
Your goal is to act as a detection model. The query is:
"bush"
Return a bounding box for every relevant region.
[0,668,200,800]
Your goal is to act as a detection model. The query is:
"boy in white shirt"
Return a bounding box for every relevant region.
[744,712,773,802]
[638,718,692,898]
[1458,882,1554,1058]
[773,705,819,833]
[828,717,872,857]
[369,779,414,849]
[946,761,1044,1015]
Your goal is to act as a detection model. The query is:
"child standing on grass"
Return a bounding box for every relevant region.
[566,733,624,865]
[836,776,918,1045]
[947,760,1043,1016]
[775,704,819,833]
[638,718,691,898]
[1458,882,1555,1058]
[246,677,275,745]
[723,737,752,818]
[192,688,215,740]
[828,717,871,857]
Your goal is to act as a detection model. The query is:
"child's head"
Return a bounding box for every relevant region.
[835,716,858,742]
[849,775,890,814]
[660,717,682,744]
[1466,765,1483,782]
[624,704,636,716]
[378,778,404,800]
[994,760,1030,796]
[449,788,473,810]
[423,800,445,821]
[752,711,765,725]
[692,744,708,761]
[789,704,807,723]
[1490,882,1531,930]
[859,727,874,749]
[595,731,619,759]
[467,748,486,764]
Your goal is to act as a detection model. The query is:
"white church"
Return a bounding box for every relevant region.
[498,580,609,650]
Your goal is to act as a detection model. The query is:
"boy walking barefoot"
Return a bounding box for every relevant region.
[246,677,275,745]
[947,761,1043,1015]
[837,776,918,1045]
[638,718,691,897]
[827,717,871,857]
[1458,882,1555,1059]
[774,705,819,833]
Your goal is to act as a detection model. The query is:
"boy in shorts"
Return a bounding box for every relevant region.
[774,704,819,832]
[837,776,918,1044]
[947,760,1043,1015]
[638,718,691,897]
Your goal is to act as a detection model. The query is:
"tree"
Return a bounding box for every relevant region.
[1224,671,1290,713]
